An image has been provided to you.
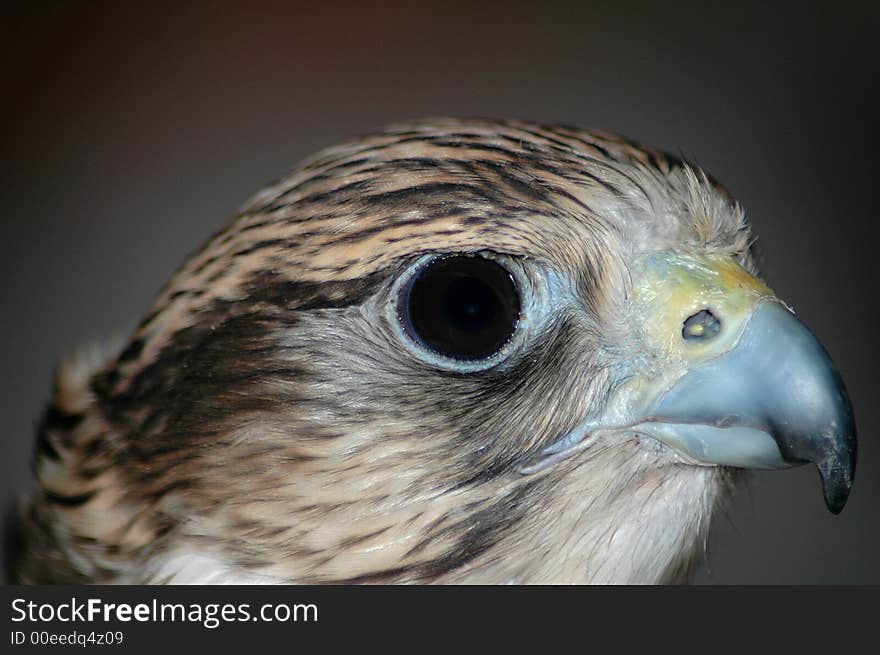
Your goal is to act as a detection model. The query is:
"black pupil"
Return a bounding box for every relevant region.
[403,256,520,360]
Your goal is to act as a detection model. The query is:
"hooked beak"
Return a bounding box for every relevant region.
[638,300,856,513]
[521,252,856,514]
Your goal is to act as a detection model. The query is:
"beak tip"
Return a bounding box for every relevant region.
[825,493,849,515]
[818,441,856,515]
[825,491,848,515]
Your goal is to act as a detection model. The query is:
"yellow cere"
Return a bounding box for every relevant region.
[632,252,774,366]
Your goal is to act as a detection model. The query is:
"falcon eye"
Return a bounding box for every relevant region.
[399,255,521,361]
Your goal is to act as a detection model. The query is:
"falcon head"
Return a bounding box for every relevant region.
[14,118,856,584]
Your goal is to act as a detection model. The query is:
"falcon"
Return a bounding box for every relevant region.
[13,118,856,584]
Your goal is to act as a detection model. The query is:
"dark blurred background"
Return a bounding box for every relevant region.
[2,1,877,583]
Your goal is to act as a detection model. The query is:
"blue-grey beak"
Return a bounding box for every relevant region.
[645,301,857,513]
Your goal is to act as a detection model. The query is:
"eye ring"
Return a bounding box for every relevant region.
[395,253,523,366]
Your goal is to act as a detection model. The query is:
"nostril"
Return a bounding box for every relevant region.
[683,309,721,341]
